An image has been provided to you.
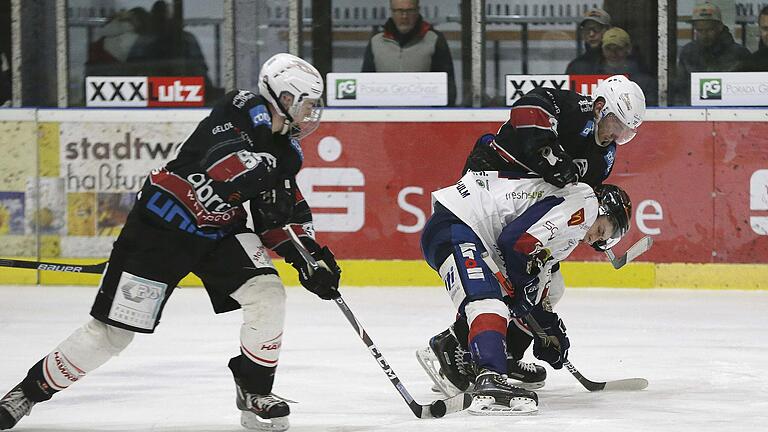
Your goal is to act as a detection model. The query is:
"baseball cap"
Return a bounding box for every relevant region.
[602,27,631,47]
[691,2,722,22]
[581,8,611,27]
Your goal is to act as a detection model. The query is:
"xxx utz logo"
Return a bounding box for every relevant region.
[336,79,357,99]
[700,78,722,100]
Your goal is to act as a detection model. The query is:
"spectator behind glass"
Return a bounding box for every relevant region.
[85,1,223,105]
[0,49,8,106]
[565,8,611,74]
[671,2,751,105]
[598,28,658,105]
[738,5,768,71]
[1,0,10,107]
[361,0,456,106]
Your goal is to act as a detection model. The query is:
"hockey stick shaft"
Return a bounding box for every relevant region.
[479,252,647,392]
[0,258,106,274]
[604,235,653,269]
[282,227,470,418]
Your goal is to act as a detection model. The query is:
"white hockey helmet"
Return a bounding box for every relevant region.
[258,53,324,138]
[592,75,646,146]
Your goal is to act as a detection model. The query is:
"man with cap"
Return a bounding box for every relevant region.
[565,8,612,74]
[672,2,750,104]
[598,27,658,105]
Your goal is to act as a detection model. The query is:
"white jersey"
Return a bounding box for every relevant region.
[432,171,598,301]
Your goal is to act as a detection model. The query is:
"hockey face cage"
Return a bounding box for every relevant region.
[596,112,637,146]
[290,96,323,140]
[264,83,323,140]
[595,184,632,240]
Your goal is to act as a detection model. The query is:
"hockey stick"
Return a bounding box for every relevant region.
[479,252,648,392]
[523,315,648,391]
[282,227,472,419]
[0,258,106,274]
[604,236,653,269]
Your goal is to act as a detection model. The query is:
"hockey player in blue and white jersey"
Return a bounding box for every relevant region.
[0,54,340,432]
[428,75,645,394]
[416,171,632,415]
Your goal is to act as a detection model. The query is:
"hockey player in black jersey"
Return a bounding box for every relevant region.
[0,53,339,432]
[464,75,646,188]
[420,76,645,401]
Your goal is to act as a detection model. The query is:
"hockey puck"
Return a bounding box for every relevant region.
[429,400,447,418]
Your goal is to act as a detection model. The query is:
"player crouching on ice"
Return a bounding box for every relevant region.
[417,171,631,415]
[0,53,340,432]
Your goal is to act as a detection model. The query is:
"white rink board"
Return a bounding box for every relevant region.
[0,285,766,432]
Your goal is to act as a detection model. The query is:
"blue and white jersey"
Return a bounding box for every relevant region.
[432,171,598,298]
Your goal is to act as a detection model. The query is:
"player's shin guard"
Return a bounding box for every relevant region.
[20,319,134,402]
[229,275,289,431]
[465,299,510,375]
[1,319,133,430]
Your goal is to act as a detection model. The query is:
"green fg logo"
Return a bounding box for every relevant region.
[700,78,722,100]
[336,79,357,99]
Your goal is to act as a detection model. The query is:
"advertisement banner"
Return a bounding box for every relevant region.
[326,72,448,106]
[568,74,614,96]
[58,122,193,193]
[297,119,765,264]
[711,122,768,262]
[505,74,613,105]
[85,76,205,107]
[505,75,569,105]
[690,72,768,106]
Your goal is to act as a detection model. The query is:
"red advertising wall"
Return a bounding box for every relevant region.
[298,120,768,263]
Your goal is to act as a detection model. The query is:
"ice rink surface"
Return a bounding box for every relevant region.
[1,284,766,432]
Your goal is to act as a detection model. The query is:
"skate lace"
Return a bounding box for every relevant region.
[251,393,286,411]
[1,388,33,420]
[517,360,537,374]
[454,347,470,375]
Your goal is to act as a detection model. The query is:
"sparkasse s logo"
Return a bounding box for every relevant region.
[336,79,357,99]
[700,78,722,100]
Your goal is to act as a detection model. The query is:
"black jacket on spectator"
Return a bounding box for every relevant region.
[565,45,604,74]
[362,17,456,106]
[738,41,768,72]
[672,28,751,105]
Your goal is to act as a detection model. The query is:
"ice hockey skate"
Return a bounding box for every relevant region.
[506,356,547,390]
[234,378,290,431]
[468,370,538,416]
[416,327,475,397]
[0,384,36,430]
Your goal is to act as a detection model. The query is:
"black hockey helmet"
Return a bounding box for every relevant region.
[592,184,632,251]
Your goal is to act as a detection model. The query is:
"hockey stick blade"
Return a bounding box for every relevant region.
[564,361,648,392]
[604,236,653,269]
[282,227,471,418]
[0,258,106,274]
[479,247,649,393]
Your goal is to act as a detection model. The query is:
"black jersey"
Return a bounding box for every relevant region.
[136,90,306,239]
[464,88,616,187]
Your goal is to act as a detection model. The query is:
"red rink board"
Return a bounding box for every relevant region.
[298,120,767,264]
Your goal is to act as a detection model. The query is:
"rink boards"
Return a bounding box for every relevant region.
[0,108,766,288]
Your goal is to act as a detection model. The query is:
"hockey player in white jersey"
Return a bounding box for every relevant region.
[417,171,631,415]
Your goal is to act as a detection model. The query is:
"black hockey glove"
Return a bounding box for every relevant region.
[279,237,341,300]
[544,159,580,188]
[538,146,580,188]
[530,308,570,369]
[297,246,342,300]
[253,180,295,230]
